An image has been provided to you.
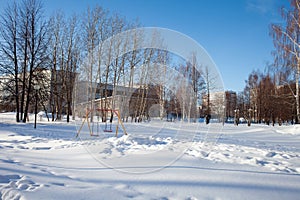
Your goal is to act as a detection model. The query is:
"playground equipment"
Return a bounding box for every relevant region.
[76,108,127,138]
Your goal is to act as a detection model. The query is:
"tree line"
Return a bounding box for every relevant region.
[0,0,49,122]
[237,0,300,125]
[1,0,212,123]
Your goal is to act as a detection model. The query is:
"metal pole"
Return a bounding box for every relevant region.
[34,88,38,129]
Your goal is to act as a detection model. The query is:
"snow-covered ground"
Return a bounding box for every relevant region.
[1,112,300,200]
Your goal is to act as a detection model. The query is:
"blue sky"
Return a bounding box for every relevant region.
[0,0,290,92]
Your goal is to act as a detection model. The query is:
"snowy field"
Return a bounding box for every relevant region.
[1,112,300,200]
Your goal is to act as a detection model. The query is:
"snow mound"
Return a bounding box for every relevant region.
[186,142,300,174]
[106,134,173,153]
[275,125,300,135]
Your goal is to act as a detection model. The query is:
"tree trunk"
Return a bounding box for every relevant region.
[23,7,36,123]
[20,20,29,122]
[14,71,20,122]
[13,33,20,122]
[296,65,300,123]
[23,70,33,123]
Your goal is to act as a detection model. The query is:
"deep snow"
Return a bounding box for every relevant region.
[1,112,300,200]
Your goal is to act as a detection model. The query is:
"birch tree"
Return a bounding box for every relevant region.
[189,53,204,122]
[271,0,300,123]
[244,70,261,125]
[82,6,102,122]
[63,15,80,122]
[48,12,63,121]
[203,66,214,123]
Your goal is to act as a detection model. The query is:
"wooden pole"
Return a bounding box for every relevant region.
[76,109,92,138]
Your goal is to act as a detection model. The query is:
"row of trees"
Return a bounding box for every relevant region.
[0,0,49,122]
[237,70,297,125]
[0,0,84,122]
[0,0,133,122]
[1,0,216,123]
[75,46,208,123]
[271,0,300,124]
[236,0,300,125]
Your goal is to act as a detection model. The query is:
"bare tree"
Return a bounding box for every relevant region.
[48,11,81,122]
[203,66,218,124]
[64,15,80,122]
[0,0,49,123]
[18,0,30,122]
[48,11,63,121]
[244,70,261,125]
[0,1,20,122]
[271,0,300,123]
[82,6,109,122]
[188,53,205,122]
[122,30,143,122]
[19,0,49,123]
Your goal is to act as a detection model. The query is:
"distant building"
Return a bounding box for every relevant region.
[225,91,237,119]
[0,69,76,117]
[0,69,51,113]
[200,90,237,121]
[201,91,226,119]
[74,83,162,121]
[0,75,15,111]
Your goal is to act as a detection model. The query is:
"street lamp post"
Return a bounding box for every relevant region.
[34,84,40,129]
[222,105,226,126]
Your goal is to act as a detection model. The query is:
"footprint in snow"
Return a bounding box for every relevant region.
[265,152,276,158]
[0,175,41,200]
